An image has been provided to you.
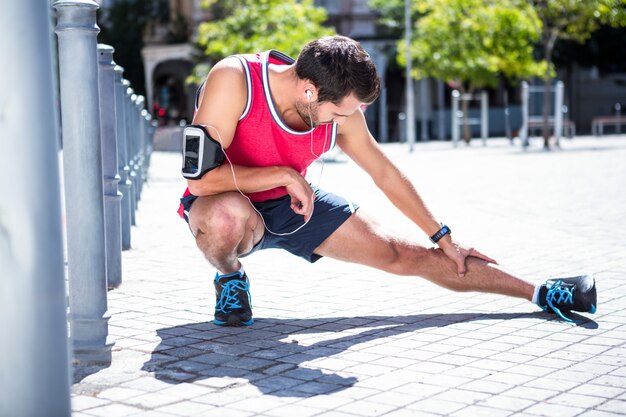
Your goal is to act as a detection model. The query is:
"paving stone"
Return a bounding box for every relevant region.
[476,395,535,412]
[576,411,626,417]
[524,402,586,417]
[596,399,626,414]
[408,398,466,415]
[459,379,513,395]
[433,388,491,404]
[452,404,513,417]
[334,400,397,417]
[83,403,144,417]
[263,403,324,417]
[547,392,607,409]
[569,384,625,399]
[295,394,354,410]
[72,395,111,411]
[96,387,145,402]
[503,386,559,401]
[193,408,253,417]
[122,391,181,409]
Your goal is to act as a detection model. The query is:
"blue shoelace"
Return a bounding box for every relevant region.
[545,280,575,323]
[215,278,251,314]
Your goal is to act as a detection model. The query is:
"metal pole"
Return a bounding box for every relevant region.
[98,44,123,288]
[437,80,445,140]
[54,0,114,363]
[145,115,155,173]
[0,2,71,415]
[481,90,488,146]
[375,52,388,143]
[379,87,388,142]
[142,110,152,184]
[616,103,622,135]
[504,89,512,143]
[521,81,529,147]
[405,0,416,152]
[420,78,429,141]
[115,66,132,250]
[451,90,460,147]
[554,80,564,147]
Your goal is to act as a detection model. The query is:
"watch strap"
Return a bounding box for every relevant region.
[430,224,451,243]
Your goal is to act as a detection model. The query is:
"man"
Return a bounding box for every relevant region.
[178,35,596,326]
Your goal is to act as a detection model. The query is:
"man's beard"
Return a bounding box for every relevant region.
[295,99,318,128]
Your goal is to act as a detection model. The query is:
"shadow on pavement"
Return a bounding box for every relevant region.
[141,311,595,397]
[73,362,111,384]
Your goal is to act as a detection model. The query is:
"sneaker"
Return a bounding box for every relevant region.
[538,274,597,322]
[213,271,253,326]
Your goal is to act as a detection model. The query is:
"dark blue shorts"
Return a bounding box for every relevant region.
[181,187,358,263]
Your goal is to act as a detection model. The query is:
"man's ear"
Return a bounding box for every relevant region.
[303,82,317,101]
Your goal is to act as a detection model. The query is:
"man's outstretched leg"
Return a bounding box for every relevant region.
[315,211,596,322]
[188,192,264,326]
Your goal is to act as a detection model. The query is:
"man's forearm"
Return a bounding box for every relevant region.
[187,164,295,196]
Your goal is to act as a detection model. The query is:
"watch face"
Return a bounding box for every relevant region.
[182,135,200,175]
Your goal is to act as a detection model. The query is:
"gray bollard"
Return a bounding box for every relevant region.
[141,109,150,188]
[0,2,71,415]
[480,90,488,146]
[97,44,122,288]
[135,95,146,201]
[54,0,114,363]
[554,80,564,147]
[126,86,138,225]
[132,95,141,203]
[145,114,156,174]
[520,81,529,147]
[451,90,460,147]
[115,67,132,250]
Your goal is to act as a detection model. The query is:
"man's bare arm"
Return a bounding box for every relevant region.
[337,110,497,276]
[186,58,313,219]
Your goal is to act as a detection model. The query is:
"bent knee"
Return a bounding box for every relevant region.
[189,193,256,238]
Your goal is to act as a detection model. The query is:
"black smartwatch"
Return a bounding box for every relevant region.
[430,224,451,243]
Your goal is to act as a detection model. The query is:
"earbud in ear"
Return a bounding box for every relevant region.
[306,90,312,101]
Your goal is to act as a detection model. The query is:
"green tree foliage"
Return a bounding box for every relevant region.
[370,0,544,88]
[190,0,335,83]
[531,0,626,148]
[370,0,544,142]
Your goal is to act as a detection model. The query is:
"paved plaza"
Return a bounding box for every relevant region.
[71,136,626,417]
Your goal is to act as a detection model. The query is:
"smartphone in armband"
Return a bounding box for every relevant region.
[181,124,225,179]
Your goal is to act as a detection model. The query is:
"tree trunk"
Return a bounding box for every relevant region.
[504,88,512,142]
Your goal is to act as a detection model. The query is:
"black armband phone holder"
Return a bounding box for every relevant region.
[181,124,225,179]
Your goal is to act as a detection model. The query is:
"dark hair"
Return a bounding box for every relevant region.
[295,35,380,105]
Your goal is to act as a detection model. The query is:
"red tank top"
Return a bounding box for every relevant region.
[178,50,337,218]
